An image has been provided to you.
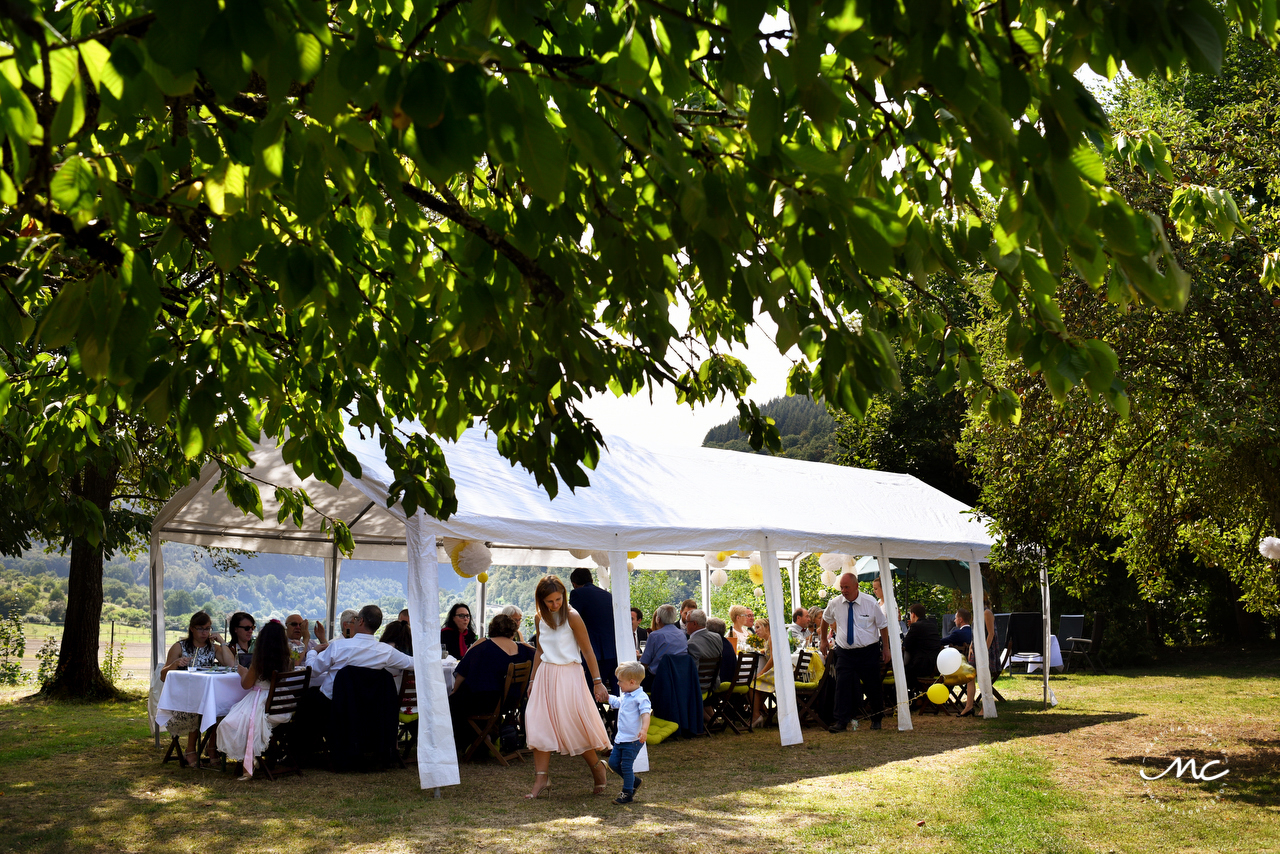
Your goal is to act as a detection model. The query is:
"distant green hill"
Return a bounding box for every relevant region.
[702,395,837,462]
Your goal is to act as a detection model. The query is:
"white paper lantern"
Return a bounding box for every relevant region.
[704,551,730,569]
[1260,537,1280,560]
[710,568,729,587]
[451,540,491,579]
[568,548,592,560]
[753,587,764,598]
[818,553,846,573]
[821,568,838,588]
[842,554,858,572]
[590,550,611,568]
[734,550,752,557]
[627,561,635,571]
[937,647,964,676]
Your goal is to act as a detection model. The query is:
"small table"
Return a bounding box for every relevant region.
[154,671,251,733]
[1019,635,1064,673]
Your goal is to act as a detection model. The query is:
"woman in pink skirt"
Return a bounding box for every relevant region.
[524,575,611,798]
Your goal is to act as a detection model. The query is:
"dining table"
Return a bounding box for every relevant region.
[154,669,251,733]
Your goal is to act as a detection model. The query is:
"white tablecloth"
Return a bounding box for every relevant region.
[1017,635,1064,673]
[154,671,250,732]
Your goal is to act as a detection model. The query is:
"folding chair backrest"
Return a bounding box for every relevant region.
[1058,615,1085,651]
[397,670,417,713]
[697,655,720,691]
[942,614,956,636]
[792,649,813,682]
[1006,612,1044,655]
[264,667,311,717]
[731,651,760,688]
[502,661,532,713]
[994,613,1011,655]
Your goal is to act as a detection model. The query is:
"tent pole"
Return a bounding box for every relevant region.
[759,542,802,746]
[969,549,996,719]
[478,578,487,638]
[608,551,634,664]
[323,544,342,644]
[789,557,800,613]
[1041,554,1051,709]
[700,563,710,616]
[876,544,912,731]
[148,531,165,747]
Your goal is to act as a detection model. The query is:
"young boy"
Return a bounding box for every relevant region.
[607,660,652,804]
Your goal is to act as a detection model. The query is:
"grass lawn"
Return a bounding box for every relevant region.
[1,647,1276,854]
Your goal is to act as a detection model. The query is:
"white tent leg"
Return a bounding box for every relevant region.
[969,549,996,719]
[877,544,912,731]
[700,563,710,616]
[760,544,802,746]
[405,516,461,789]
[477,578,487,637]
[608,551,634,664]
[789,557,800,613]
[322,549,342,642]
[149,532,166,746]
[1041,558,1054,709]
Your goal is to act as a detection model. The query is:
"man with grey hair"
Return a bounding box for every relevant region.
[684,609,721,691]
[639,603,687,675]
[305,604,414,700]
[339,609,359,639]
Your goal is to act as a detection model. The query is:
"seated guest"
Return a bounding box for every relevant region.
[500,604,527,643]
[639,604,687,676]
[338,609,359,639]
[304,605,414,701]
[398,609,410,625]
[216,619,292,779]
[678,598,698,629]
[706,617,737,687]
[728,604,755,648]
[683,609,721,691]
[441,602,477,659]
[806,606,826,647]
[631,607,649,654]
[941,607,974,648]
[448,614,534,753]
[226,611,256,660]
[160,610,234,765]
[902,603,943,685]
[285,613,327,665]
[787,607,811,643]
[380,620,412,655]
[750,618,777,728]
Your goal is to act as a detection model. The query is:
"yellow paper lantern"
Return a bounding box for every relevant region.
[748,563,764,585]
[716,551,733,562]
[627,561,635,571]
[926,683,949,705]
[628,551,641,559]
[477,571,489,584]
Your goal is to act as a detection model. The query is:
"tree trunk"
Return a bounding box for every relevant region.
[40,462,119,701]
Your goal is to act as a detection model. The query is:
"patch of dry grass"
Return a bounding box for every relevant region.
[1,648,1276,854]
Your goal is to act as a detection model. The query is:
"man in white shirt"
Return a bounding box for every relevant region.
[305,604,414,700]
[786,608,811,643]
[820,573,890,732]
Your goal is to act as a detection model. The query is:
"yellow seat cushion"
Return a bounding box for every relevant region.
[794,681,820,690]
[398,712,419,724]
[645,716,681,745]
[731,685,750,694]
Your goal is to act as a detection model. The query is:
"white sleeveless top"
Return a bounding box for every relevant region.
[538,610,582,665]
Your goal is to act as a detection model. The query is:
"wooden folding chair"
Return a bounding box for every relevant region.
[463,661,532,766]
[1064,611,1107,675]
[396,671,418,763]
[696,656,722,736]
[796,651,831,727]
[724,651,760,733]
[259,666,311,781]
[761,649,816,727]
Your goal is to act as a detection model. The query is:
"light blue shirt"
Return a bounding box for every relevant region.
[639,623,688,673]
[609,686,653,744]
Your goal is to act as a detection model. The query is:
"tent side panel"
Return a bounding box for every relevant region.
[970,550,996,719]
[878,544,912,731]
[760,546,802,746]
[406,514,462,788]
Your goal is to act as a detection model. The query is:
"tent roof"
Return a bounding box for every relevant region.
[155,427,996,562]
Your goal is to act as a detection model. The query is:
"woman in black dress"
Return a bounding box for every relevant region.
[448,614,533,754]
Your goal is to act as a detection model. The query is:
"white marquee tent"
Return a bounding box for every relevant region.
[148,427,998,790]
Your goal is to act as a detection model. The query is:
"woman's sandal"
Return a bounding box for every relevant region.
[591,759,608,795]
[524,771,551,799]
[183,750,199,768]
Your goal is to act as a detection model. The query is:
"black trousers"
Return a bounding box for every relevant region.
[832,645,884,725]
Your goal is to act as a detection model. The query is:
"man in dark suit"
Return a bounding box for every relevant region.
[569,566,618,692]
[630,607,649,656]
[683,609,722,691]
[706,617,738,687]
[902,602,943,684]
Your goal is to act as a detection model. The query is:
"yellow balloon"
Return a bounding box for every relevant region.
[926,683,949,705]
[627,551,641,559]
[748,563,764,585]
[477,572,489,584]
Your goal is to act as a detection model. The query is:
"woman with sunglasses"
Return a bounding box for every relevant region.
[227,612,256,660]
[159,610,234,766]
[441,602,477,659]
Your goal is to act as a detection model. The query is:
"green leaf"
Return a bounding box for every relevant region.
[748,83,781,156]
[49,156,97,218]
[0,72,37,142]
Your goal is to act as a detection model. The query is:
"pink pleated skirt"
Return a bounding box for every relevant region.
[525,662,610,756]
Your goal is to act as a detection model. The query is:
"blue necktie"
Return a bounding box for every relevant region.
[846,601,855,646]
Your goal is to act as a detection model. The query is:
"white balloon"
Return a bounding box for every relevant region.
[710,568,729,587]
[704,551,730,569]
[937,647,964,676]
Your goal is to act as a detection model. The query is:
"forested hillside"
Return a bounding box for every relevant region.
[702,395,837,462]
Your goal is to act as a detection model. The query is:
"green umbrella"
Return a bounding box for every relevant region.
[853,556,985,593]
